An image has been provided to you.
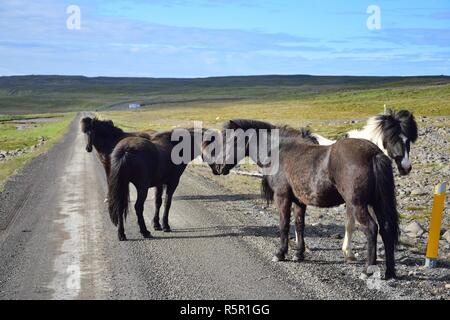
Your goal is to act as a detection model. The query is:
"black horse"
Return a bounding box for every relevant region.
[80,116,156,181]
[213,119,399,279]
[108,127,215,240]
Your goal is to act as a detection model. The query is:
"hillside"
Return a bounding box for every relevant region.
[0,75,449,114]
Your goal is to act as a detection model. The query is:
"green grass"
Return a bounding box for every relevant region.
[0,113,71,151]
[0,113,74,189]
[97,83,450,135]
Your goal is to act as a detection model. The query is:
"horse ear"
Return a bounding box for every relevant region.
[227,120,239,129]
[385,108,394,116]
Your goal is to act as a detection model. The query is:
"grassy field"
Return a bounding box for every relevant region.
[97,82,450,138]
[0,74,449,189]
[0,113,74,189]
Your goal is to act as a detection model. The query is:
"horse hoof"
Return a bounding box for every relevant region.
[141,230,153,239]
[272,254,285,262]
[292,254,304,262]
[163,226,171,233]
[344,256,357,263]
[118,234,127,241]
[385,271,397,280]
[153,224,162,231]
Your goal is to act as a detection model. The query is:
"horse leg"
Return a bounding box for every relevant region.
[103,156,111,203]
[292,202,306,262]
[152,186,163,231]
[162,182,178,232]
[350,204,378,272]
[117,209,126,241]
[135,187,152,239]
[376,209,396,279]
[342,214,356,262]
[272,194,292,262]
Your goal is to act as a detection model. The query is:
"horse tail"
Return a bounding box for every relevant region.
[370,153,400,246]
[108,148,130,227]
[261,176,274,204]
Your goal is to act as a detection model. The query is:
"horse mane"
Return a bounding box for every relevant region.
[374,109,418,143]
[150,127,211,146]
[224,119,318,144]
[223,119,275,131]
[297,127,319,144]
[90,117,125,137]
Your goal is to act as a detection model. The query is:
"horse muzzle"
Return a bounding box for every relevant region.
[396,163,411,176]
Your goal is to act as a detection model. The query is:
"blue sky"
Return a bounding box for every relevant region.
[0,0,449,77]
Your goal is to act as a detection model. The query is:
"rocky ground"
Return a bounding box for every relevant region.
[395,116,449,245]
[0,136,47,162]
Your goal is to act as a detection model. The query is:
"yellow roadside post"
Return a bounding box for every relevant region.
[425,181,447,268]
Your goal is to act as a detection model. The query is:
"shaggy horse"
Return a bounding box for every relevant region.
[108,128,215,240]
[80,116,156,180]
[311,109,417,260]
[214,119,399,279]
[312,109,418,175]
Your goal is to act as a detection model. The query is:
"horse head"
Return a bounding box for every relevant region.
[214,119,279,175]
[377,109,418,175]
[200,129,223,175]
[80,117,95,152]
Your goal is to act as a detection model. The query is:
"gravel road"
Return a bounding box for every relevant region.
[0,114,448,300]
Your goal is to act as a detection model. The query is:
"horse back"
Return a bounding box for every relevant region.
[112,137,160,186]
[280,143,342,207]
[329,138,382,203]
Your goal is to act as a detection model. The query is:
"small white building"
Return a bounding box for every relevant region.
[129,103,141,109]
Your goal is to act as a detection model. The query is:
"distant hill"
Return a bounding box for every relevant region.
[0,74,449,114]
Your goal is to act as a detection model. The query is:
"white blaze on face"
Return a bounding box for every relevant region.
[400,134,411,170]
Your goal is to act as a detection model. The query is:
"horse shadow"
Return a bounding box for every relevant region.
[173,194,260,202]
[126,222,347,243]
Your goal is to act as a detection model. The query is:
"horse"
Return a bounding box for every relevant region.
[80,116,156,181]
[213,119,399,279]
[311,109,417,260]
[108,127,215,240]
[312,108,418,176]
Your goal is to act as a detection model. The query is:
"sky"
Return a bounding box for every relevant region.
[0,0,449,77]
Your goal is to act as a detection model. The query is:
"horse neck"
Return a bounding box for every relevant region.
[183,128,206,161]
[347,118,388,155]
[94,128,126,155]
[232,128,268,166]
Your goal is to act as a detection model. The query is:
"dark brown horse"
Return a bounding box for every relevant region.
[80,116,156,181]
[108,127,214,240]
[312,109,418,260]
[213,119,399,279]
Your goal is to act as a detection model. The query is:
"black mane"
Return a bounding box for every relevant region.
[224,119,275,131]
[92,117,124,138]
[376,109,418,144]
[224,119,318,144]
[297,127,319,144]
